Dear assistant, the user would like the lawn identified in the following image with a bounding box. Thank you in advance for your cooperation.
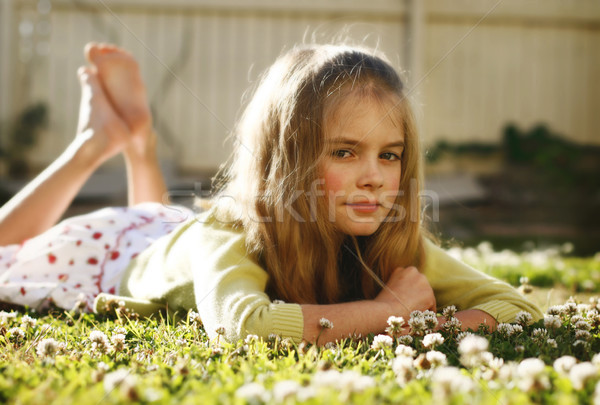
[1,242,600,405]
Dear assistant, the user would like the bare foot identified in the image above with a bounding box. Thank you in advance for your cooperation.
[84,42,152,155]
[74,66,131,166]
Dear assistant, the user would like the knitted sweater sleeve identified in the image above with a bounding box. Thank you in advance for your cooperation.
[189,217,304,344]
[102,210,304,344]
[422,239,543,323]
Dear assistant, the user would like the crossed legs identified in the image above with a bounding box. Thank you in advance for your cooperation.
[0,43,166,246]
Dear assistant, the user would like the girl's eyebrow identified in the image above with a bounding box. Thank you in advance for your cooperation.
[327,137,405,149]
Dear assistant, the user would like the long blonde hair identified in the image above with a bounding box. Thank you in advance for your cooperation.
[214,44,425,304]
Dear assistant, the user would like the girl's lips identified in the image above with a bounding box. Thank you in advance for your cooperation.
[346,203,379,213]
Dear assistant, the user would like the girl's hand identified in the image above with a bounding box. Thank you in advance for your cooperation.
[374,266,436,318]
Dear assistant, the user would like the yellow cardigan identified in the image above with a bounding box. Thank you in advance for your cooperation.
[94,208,542,344]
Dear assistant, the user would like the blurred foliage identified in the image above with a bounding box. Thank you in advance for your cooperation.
[0,102,48,178]
[426,123,599,189]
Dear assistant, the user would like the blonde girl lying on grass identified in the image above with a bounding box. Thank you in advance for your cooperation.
[0,43,542,344]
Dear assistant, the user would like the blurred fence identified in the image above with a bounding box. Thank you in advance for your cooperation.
[1,0,599,173]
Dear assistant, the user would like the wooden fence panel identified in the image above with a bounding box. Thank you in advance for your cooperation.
[2,0,598,174]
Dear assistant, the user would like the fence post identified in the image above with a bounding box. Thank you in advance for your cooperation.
[406,0,425,135]
[0,0,16,155]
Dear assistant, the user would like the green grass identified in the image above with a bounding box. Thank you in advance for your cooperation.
[1,245,600,404]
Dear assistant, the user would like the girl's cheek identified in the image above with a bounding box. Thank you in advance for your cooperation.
[321,165,346,196]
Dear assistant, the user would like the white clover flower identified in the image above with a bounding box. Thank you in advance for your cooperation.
[312,370,375,393]
[544,315,562,330]
[564,302,578,315]
[296,386,317,402]
[371,334,393,350]
[89,330,111,353]
[425,350,448,368]
[244,334,259,344]
[497,323,515,337]
[319,318,333,329]
[341,371,375,392]
[392,356,416,386]
[442,305,457,318]
[574,320,592,331]
[481,356,505,381]
[456,331,475,343]
[111,333,127,352]
[458,335,489,368]
[39,323,52,333]
[422,333,444,349]
[103,368,137,396]
[312,370,342,389]
[397,335,413,346]
[574,340,590,350]
[498,362,517,383]
[395,344,416,358]
[554,356,577,375]
[272,380,300,403]
[478,351,495,368]
[532,328,548,344]
[570,362,598,390]
[215,326,226,335]
[587,310,600,326]
[571,315,585,325]
[431,366,475,400]
[594,379,600,405]
[423,310,439,331]
[546,338,558,349]
[441,316,462,333]
[516,358,550,392]
[188,311,201,324]
[458,335,489,356]
[576,330,592,341]
[515,345,525,353]
[546,305,564,316]
[515,311,533,326]
[20,315,37,329]
[8,327,25,341]
[408,316,426,336]
[36,338,59,358]
[386,316,405,335]
[511,324,524,334]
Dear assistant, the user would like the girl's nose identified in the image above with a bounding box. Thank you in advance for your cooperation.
[357,159,384,189]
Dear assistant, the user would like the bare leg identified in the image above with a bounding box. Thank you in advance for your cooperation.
[85,42,167,205]
[0,67,131,245]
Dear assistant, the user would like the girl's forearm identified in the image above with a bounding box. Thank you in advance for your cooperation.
[301,301,395,344]
[0,140,99,245]
[301,304,498,345]
[448,309,497,332]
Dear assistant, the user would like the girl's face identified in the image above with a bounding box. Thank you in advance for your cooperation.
[320,96,404,236]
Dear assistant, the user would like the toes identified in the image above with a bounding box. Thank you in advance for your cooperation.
[85,42,130,63]
[77,66,100,88]
[84,42,100,63]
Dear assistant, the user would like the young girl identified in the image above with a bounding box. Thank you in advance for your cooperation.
[0,43,541,344]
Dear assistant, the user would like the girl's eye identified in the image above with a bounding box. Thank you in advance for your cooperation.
[332,149,352,159]
[380,152,401,161]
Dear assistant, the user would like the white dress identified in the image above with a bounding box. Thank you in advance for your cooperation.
[0,202,194,311]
